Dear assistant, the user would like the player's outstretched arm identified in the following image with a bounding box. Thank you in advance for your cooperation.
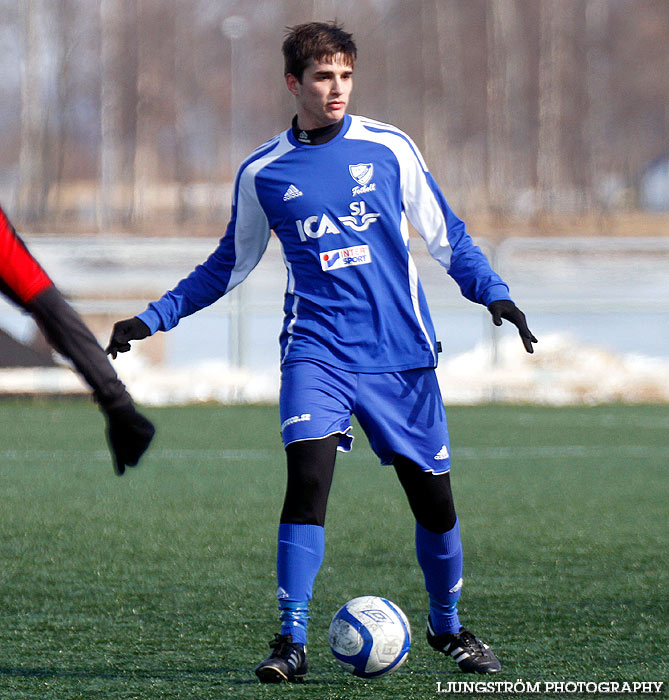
[106,317,150,358]
[487,299,538,354]
[29,287,155,474]
[0,206,155,475]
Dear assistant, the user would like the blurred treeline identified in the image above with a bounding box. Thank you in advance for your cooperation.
[0,0,667,233]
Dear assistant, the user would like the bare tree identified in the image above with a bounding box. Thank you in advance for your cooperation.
[420,0,443,174]
[174,0,194,223]
[584,0,611,213]
[133,0,158,225]
[537,0,567,220]
[429,1,466,203]
[51,0,77,220]
[486,0,525,220]
[18,0,49,223]
[99,0,134,228]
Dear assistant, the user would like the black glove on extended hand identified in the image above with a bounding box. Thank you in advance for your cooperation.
[488,300,538,354]
[105,403,156,475]
[106,317,150,359]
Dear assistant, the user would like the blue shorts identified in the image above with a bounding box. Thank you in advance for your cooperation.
[279,360,451,474]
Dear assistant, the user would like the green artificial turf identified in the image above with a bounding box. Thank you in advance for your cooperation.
[0,400,667,699]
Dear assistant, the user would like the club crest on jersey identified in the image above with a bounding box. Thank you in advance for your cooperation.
[296,214,341,242]
[320,244,371,271]
[338,201,381,232]
[349,163,376,196]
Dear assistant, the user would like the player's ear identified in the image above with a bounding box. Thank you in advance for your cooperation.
[285,73,301,96]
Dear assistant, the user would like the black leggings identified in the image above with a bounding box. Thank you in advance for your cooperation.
[280,436,457,534]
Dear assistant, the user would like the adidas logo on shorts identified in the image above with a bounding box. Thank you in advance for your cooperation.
[434,445,450,460]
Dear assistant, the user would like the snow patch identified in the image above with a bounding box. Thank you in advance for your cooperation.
[1,333,667,405]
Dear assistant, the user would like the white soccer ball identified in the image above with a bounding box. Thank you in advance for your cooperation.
[328,596,411,678]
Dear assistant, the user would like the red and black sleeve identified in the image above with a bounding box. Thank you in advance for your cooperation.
[0,206,132,412]
[0,207,53,307]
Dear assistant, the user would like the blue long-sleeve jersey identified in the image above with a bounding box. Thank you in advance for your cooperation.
[138,114,512,372]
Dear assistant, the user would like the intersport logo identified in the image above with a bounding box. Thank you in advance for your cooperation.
[319,245,372,271]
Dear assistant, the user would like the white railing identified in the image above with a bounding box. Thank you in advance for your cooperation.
[1,235,668,403]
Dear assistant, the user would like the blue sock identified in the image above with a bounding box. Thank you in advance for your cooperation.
[415,518,463,635]
[276,523,325,646]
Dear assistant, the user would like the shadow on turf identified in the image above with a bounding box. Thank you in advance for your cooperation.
[0,664,349,686]
[0,665,244,683]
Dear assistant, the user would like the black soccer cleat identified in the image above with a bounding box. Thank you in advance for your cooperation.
[427,619,502,674]
[254,633,308,683]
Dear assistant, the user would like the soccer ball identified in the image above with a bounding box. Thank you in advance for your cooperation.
[328,596,411,678]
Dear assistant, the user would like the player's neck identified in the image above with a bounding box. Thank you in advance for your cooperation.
[291,115,345,145]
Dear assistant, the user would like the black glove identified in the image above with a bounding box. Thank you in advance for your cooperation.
[105,403,156,475]
[106,317,150,359]
[488,300,538,354]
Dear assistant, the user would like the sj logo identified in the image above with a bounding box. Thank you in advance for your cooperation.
[295,214,341,242]
[338,201,381,232]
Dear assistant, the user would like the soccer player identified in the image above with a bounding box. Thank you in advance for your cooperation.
[106,22,537,681]
[0,206,155,474]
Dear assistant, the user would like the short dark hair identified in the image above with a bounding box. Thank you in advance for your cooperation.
[282,21,356,81]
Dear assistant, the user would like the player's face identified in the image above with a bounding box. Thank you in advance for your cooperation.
[286,56,353,130]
